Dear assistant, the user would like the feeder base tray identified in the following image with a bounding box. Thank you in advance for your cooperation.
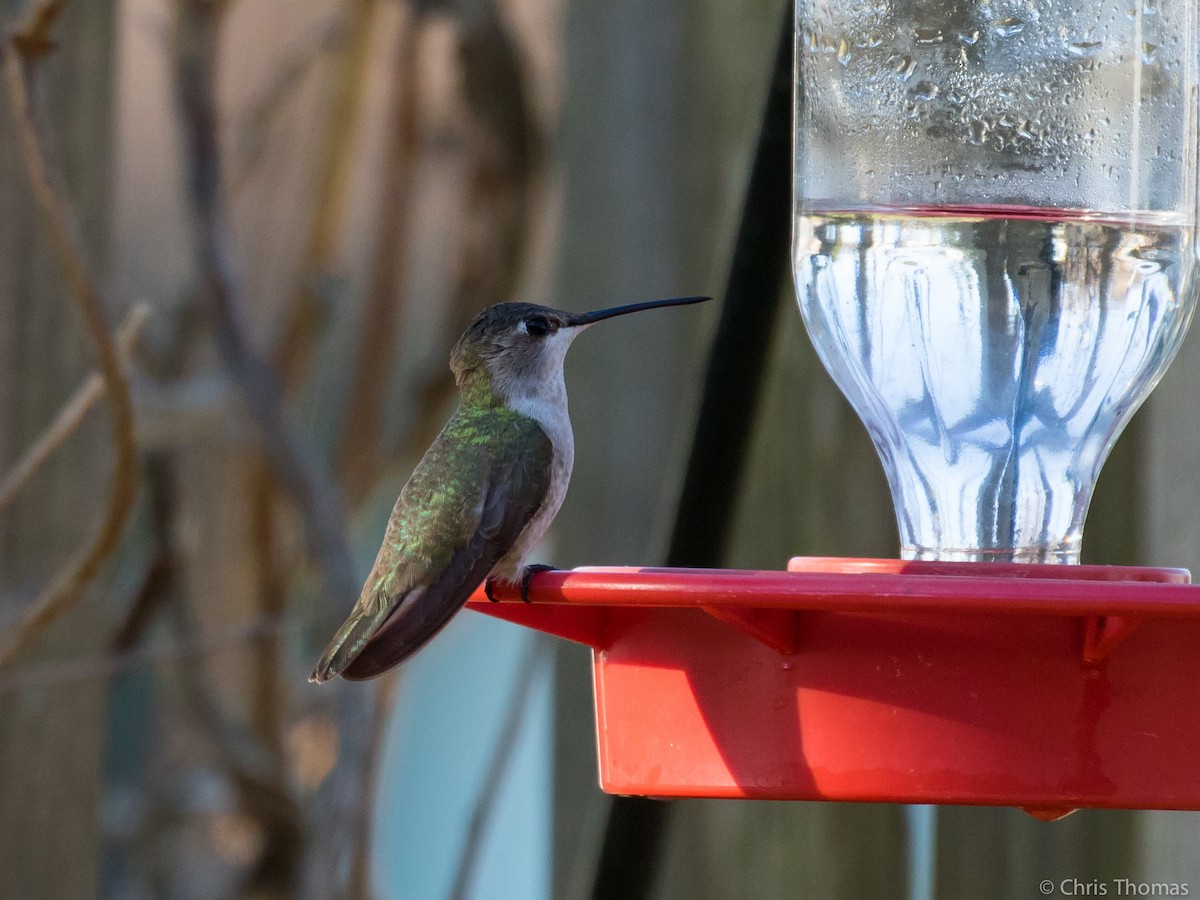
[467,558,1200,814]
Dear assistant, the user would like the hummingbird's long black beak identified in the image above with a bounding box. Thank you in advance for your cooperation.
[568,295,711,327]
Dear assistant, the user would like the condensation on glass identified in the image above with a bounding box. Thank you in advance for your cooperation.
[793,0,1200,562]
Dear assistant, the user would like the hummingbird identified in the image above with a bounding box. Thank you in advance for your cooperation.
[310,295,709,682]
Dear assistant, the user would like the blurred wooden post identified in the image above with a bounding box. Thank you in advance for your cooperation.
[0,4,119,899]
[1136,323,1200,886]
[549,0,694,885]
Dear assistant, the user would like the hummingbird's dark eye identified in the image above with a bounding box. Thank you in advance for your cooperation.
[525,316,551,337]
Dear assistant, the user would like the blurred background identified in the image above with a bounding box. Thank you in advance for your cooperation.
[2,0,1200,897]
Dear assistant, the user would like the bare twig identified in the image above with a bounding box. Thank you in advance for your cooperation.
[449,637,551,900]
[452,2,539,307]
[335,12,420,504]
[108,554,171,655]
[229,14,346,194]
[172,6,375,898]
[0,610,300,693]
[337,0,544,497]
[250,463,287,759]
[10,0,67,57]
[273,0,378,391]
[0,37,142,666]
[108,285,203,655]
[348,668,400,900]
[298,677,375,900]
[0,303,149,511]
[167,556,306,896]
[399,0,541,459]
[139,442,304,896]
[172,0,358,609]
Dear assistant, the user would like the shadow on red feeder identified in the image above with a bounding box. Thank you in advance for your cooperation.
[468,558,1200,819]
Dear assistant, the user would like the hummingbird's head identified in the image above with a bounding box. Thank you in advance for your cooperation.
[450,296,710,404]
[450,303,581,402]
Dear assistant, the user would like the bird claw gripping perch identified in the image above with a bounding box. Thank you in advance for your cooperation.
[520,564,554,603]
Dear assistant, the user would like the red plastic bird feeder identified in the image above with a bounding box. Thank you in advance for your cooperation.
[473,2,1200,818]
[470,559,1200,818]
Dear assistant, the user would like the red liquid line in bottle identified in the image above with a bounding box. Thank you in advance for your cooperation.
[801,202,1181,226]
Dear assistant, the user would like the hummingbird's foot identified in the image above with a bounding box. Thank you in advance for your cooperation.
[520,564,555,603]
[484,578,499,603]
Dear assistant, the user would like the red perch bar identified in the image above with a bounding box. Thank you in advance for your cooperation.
[466,558,1200,817]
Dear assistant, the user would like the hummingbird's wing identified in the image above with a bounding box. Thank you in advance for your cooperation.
[310,407,554,682]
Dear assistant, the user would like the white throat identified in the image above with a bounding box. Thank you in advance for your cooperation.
[486,324,584,580]
[492,326,580,434]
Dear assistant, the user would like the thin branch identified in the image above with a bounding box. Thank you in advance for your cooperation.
[229,14,346,195]
[0,303,149,511]
[0,38,142,666]
[172,0,358,608]
[273,0,378,392]
[448,637,551,900]
[108,551,172,654]
[398,0,541,461]
[172,7,375,899]
[0,611,300,694]
[169,582,306,895]
[140,444,303,897]
[10,0,67,58]
[261,6,394,897]
[335,11,420,503]
[250,462,287,760]
[348,667,400,900]
[299,679,375,900]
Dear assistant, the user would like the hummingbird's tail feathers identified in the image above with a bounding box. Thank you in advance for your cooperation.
[307,537,498,682]
[337,582,471,680]
[308,602,393,683]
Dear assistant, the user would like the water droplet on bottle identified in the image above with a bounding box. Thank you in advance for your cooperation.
[891,54,917,80]
[837,38,852,65]
[957,29,981,45]
[915,26,944,44]
[993,17,1025,37]
[909,80,940,102]
[1143,41,1159,63]
[1067,40,1103,58]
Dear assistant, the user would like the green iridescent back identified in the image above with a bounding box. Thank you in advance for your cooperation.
[362,402,553,610]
